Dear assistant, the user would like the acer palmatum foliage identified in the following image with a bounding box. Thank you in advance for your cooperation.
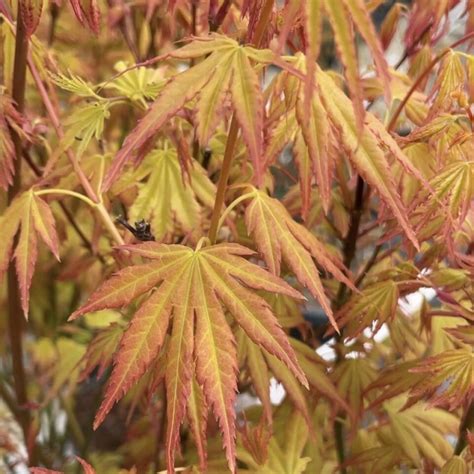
[0,0,473,472]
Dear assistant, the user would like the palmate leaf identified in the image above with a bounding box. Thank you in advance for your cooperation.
[129,145,216,240]
[314,65,419,248]
[245,189,354,331]
[383,397,458,468]
[368,350,474,412]
[70,241,307,473]
[266,59,421,247]
[237,409,311,474]
[336,281,399,338]
[0,191,60,315]
[104,61,165,106]
[409,349,474,410]
[49,70,100,99]
[61,101,111,157]
[333,357,377,418]
[103,35,276,190]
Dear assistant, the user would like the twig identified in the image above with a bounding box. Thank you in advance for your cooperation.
[26,57,124,246]
[208,0,275,243]
[332,176,365,474]
[7,3,37,465]
[387,31,474,132]
[454,402,474,455]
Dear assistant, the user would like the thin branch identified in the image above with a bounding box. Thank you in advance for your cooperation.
[387,31,474,132]
[210,0,232,32]
[208,0,274,244]
[332,176,365,474]
[454,402,474,455]
[26,56,124,246]
[107,0,139,61]
[7,3,37,465]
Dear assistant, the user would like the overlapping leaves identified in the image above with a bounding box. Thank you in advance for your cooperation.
[280,0,391,126]
[128,146,216,240]
[367,349,474,411]
[70,241,308,473]
[266,59,422,247]
[103,35,276,190]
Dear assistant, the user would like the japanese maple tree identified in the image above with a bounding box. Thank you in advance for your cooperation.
[0,0,473,473]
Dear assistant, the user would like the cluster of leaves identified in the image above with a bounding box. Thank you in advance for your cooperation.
[0,0,473,473]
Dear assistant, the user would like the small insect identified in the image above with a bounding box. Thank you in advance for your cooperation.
[116,216,155,241]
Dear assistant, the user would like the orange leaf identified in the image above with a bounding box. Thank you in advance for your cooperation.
[70,241,307,473]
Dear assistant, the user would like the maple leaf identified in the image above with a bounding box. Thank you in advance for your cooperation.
[80,322,124,380]
[128,145,216,240]
[383,397,458,468]
[102,35,277,190]
[61,101,111,157]
[265,59,421,248]
[336,281,399,338]
[245,189,354,331]
[104,61,165,107]
[70,241,307,473]
[333,357,377,418]
[314,65,420,249]
[237,408,311,474]
[409,349,474,410]
[0,190,60,316]
[441,456,470,474]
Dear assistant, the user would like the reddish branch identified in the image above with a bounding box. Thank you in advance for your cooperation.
[7,2,37,465]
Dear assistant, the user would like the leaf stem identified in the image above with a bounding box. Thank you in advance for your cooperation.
[7,3,37,465]
[207,0,274,244]
[208,116,240,243]
[26,57,124,246]
[387,31,474,132]
[34,189,97,208]
[217,191,256,236]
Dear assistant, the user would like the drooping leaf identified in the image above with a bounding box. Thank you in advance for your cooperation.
[0,94,28,190]
[314,66,419,249]
[0,191,60,316]
[285,0,391,128]
[245,189,354,331]
[70,241,307,473]
[69,0,101,34]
